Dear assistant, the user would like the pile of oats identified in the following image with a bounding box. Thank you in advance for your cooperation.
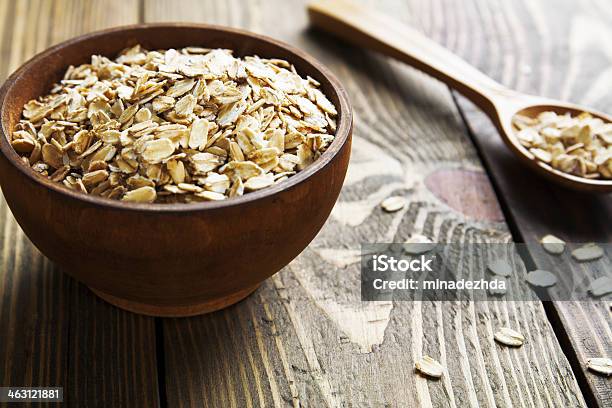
[512,111,611,179]
[10,45,338,203]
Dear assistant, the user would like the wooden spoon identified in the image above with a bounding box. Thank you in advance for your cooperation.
[308,0,612,193]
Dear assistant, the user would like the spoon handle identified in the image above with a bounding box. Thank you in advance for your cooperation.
[308,0,509,112]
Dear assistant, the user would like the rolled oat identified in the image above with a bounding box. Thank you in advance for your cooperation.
[512,111,611,179]
[494,327,525,347]
[414,356,444,378]
[11,45,338,203]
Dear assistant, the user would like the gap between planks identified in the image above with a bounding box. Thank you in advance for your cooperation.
[449,89,601,408]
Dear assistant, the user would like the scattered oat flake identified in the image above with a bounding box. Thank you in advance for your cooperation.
[488,277,507,296]
[588,276,612,297]
[404,234,435,255]
[540,234,565,254]
[571,243,604,262]
[586,358,612,376]
[494,327,524,347]
[487,259,512,277]
[414,356,443,378]
[381,196,406,212]
[525,269,557,288]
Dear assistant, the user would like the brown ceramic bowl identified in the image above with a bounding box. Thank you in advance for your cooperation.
[0,24,352,317]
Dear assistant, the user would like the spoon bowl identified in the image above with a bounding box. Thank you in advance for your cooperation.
[309,0,612,193]
[494,95,612,192]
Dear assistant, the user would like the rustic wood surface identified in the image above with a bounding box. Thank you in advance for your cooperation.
[0,1,160,408]
[0,0,608,407]
[145,0,587,406]
[417,0,612,405]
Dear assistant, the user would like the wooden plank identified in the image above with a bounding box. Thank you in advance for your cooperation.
[145,0,588,406]
[0,1,160,407]
[419,0,612,405]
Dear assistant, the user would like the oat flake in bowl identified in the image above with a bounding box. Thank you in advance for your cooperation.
[10,45,338,203]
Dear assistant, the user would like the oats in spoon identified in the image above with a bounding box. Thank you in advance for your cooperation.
[512,111,611,179]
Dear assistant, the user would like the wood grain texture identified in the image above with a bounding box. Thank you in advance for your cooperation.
[146,0,587,406]
[416,0,612,405]
[0,0,605,406]
[0,1,159,407]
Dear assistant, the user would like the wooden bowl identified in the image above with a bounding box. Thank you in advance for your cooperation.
[0,24,352,317]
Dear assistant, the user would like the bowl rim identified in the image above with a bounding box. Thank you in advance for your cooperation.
[0,23,352,213]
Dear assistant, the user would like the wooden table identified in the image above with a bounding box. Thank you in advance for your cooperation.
[0,0,610,406]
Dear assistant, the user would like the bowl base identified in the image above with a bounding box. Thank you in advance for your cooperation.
[89,284,260,317]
